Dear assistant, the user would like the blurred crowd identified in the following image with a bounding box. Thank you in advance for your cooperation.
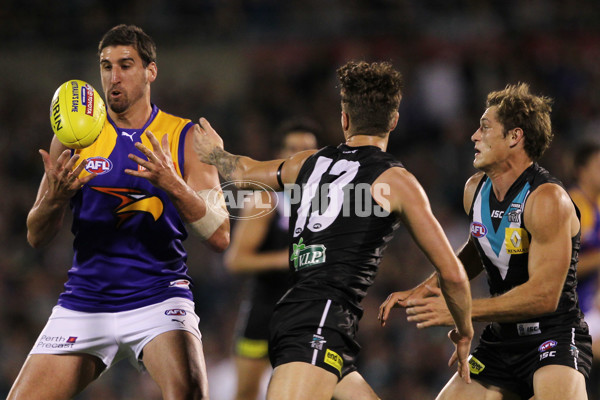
[1,1,599,399]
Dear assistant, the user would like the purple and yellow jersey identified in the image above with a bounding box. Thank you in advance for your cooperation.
[569,186,600,314]
[58,104,195,312]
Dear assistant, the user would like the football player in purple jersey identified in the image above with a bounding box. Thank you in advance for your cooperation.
[9,24,229,400]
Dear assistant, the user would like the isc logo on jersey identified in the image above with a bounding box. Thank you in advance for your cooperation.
[85,157,112,175]
[470,222,487,238]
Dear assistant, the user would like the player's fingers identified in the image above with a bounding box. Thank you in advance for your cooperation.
[133,142,159,163]
[377,302,386,319]
[55,149,71,166]
[378,303,392,325]
[79,172,97,185]
[145,130,166,160]
[193,123,205,138]
[459,361,471,384]
[143,133,162,161]
[55,151,75,176]
[405,304,430,315]
[64,153,81,170]
[72,159,87,176]
[144,130,159,147]
[415,320,437,329]
[128,153,153,170]
[406,310,431,322]
[424,285,442,296]
[411,312,434,324]
[39,149,53,170]
[198,117,212,133]
[396,298,412,307]
[160,133,170,151]
[448,350,458,366]
[159,133,174,163]
[405,297,429,307]
[124,168,144,177]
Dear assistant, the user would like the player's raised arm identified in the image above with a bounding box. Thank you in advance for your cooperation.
[27,136,97,248]
[193,118,316,190]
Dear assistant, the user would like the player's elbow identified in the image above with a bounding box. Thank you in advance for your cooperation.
[27,232,43,249]
[26,228,51,249]
[531,287,561,315]
[206,230,230,253]
[438,263,470,286]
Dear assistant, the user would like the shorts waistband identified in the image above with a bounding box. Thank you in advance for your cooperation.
[491,321,543,338]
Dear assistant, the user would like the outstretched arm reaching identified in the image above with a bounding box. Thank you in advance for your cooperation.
[192,118,316,190]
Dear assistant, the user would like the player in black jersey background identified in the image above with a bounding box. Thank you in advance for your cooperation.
[225,119,318,400]
[193,60,473,400]
[380,83,592,399]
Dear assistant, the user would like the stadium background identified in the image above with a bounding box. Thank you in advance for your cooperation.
[1,1,599,398]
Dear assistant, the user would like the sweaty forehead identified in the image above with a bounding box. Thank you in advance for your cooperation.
[100,45,139,63]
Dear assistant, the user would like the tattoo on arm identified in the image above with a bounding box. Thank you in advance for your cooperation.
[209,148,240,181]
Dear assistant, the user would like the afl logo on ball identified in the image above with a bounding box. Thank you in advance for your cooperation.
[470,222,487,238]
[85,157,112,175]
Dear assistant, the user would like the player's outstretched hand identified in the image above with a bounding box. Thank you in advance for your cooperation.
[378,284,440,327]
[193,117,225,165]
[125,130,183,192]
[378,289,414,327]
[448,328,472,384]
[40,149,96,202]
[405,285,455,328]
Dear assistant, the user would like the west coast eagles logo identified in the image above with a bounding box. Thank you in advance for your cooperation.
[91,187,163,227]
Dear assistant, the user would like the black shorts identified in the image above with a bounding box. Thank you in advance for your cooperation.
[233,298,276,359]
[268,299,361,380]
[469,324,592,398]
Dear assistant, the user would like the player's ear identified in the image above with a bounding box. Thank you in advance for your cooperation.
[341,111,349,131]
[508,127,524,148]
[146,62,157,83]
[388,111,399,132]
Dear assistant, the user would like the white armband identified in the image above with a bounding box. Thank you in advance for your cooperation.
[188,189,228,240]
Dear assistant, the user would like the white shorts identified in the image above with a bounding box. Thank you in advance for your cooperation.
[30,297,201,371]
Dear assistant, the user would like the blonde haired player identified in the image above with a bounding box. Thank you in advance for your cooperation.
[9,24,229,400]
[380,83,592,400]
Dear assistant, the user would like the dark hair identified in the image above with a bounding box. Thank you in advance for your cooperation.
[337,61,403,136]
[573,140,600,171]
[270,117,321,151]
[98,24,156,67]
[486,83,553,161]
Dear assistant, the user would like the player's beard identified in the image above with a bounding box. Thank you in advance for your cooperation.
[107,84,147,114]
[108,96,128,114]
